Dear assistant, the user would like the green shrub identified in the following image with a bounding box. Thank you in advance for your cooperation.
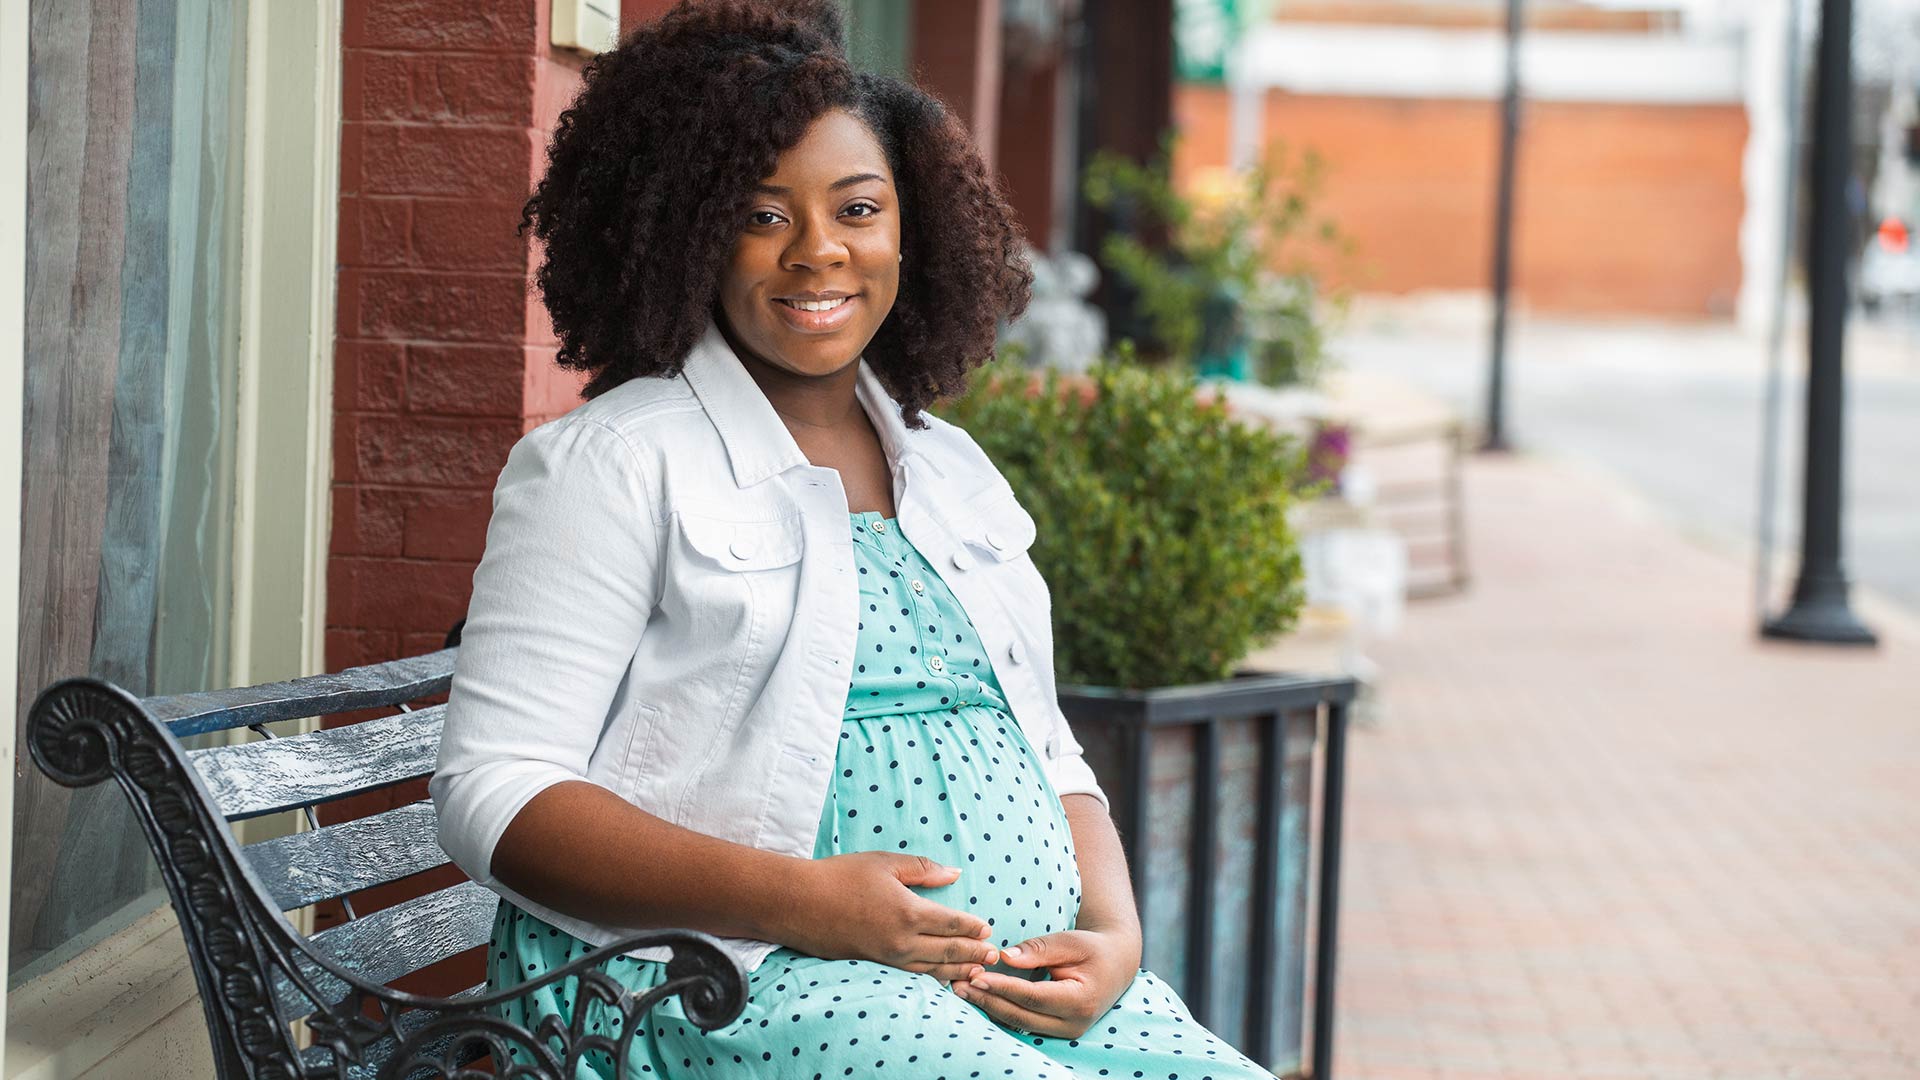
[944,352,1308,690]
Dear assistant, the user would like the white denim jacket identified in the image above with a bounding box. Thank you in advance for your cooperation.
[431,316,1108,973]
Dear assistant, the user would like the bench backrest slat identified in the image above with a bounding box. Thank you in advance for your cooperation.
[244,801,446,911]
[149,649,457,737]
[187,706,444,820]
[308,879,498,989]
[272,880,496,1021]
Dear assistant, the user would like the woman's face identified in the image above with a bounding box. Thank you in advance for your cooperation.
[716,107,902,378]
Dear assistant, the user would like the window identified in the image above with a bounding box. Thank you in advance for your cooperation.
[12,0,333,986]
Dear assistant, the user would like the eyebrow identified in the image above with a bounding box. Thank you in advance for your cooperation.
[753,173,888,195]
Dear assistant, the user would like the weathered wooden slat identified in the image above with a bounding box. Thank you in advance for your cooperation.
[271,881,496,1025]
[244,801,446,910]
[310,880,498,988]
[187,706,444,820]
[150,648,457,737]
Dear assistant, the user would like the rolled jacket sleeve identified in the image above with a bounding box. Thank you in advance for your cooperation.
[430,418,661,888]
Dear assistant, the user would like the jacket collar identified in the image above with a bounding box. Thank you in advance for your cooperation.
[680,314,923,490]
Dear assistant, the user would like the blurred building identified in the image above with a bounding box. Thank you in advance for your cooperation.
[1174,0,1764,318]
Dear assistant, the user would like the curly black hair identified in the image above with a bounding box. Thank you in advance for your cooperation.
[521,0,1033,429]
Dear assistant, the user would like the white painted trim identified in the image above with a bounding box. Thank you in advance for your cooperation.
[1,0,29,1061]
[1230,23,1746,104]
[229,0,340,694]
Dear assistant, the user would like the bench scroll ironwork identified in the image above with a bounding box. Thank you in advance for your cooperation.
[27,645,747,1080]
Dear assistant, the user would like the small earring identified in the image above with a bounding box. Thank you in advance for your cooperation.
[898,253,903,262]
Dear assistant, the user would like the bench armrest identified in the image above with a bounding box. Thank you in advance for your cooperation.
[28,676,747,1080]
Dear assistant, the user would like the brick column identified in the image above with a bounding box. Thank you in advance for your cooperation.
[911,0,1002,170]
[330,1,589,673]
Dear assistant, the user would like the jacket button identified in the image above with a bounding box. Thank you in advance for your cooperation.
[729,540,756,560]
[951,551,974,571]
[986,529,1007,551]
[928,655,946,674]
[1007,640,1025,664]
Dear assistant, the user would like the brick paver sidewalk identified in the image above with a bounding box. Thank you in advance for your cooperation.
[1331,454,1920,1080]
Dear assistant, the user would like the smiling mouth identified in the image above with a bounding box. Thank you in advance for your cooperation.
[776,296,853,312]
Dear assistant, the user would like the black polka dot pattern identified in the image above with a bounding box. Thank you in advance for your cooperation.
[481,512,1277,1077]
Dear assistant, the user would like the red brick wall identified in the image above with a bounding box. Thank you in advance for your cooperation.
[995,50,1060,247]
[912,0,1003,171]
[332,1,589,675]
[1172,83,1747,316]
[322,0,594,986]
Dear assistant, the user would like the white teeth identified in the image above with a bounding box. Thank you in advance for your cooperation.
[783,297,850,312]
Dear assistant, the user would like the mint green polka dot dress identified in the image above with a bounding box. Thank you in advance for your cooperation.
[485,512,1274,1078]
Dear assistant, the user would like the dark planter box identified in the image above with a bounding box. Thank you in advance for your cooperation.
[1059,668,1357,1080]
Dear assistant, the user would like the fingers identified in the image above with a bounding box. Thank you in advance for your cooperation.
[905,897,995,951]
[954,979,1078,1038]
[891,854,963,888]
[912,933,998,966]
[965,970,1082,1016]
[904,961,986,983]
[999,931,1088,970]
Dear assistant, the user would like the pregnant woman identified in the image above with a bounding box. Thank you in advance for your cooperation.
[430,2,1273,1076]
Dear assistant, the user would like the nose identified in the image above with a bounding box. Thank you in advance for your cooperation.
[781,211,849,271]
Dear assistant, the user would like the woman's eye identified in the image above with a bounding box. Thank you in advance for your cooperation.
[749,211,783,226]
[844,202,880,219]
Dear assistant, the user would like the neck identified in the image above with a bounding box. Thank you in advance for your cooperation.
[719,312,864,431]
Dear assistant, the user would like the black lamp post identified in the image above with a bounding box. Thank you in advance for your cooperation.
[1763,0,1877,646]
[1483,0,1524,452]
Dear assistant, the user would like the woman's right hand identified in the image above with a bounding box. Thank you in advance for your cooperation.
[779,852,999,984]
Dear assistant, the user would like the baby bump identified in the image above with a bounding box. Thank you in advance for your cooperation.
[815,704,1082,946]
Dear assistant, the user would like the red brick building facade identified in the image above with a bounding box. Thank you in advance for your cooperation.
[326,0,1101,676]
[330,0,607,676]
[1172,3,1750,316]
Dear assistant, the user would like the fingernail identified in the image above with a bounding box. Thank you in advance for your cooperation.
[970,977,989,990]
[1004,945,1023,958]
[984,949,999,964]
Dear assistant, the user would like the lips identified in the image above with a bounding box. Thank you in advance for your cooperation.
[772,293,859,333]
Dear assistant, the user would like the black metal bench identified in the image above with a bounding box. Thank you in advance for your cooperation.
[25,645,747,1080]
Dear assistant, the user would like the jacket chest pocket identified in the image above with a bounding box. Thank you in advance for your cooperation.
[676,513,806,572]
[665,512,807,646]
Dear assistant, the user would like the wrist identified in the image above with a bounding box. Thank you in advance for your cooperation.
[739,848,819,944]
[1077,915,1143,969]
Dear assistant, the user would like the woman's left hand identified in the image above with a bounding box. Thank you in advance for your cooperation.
[953,925,1141,1038]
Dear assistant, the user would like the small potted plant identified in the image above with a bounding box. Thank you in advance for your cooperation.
[1081,133,1349,388]
[945,355,1357,1077]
